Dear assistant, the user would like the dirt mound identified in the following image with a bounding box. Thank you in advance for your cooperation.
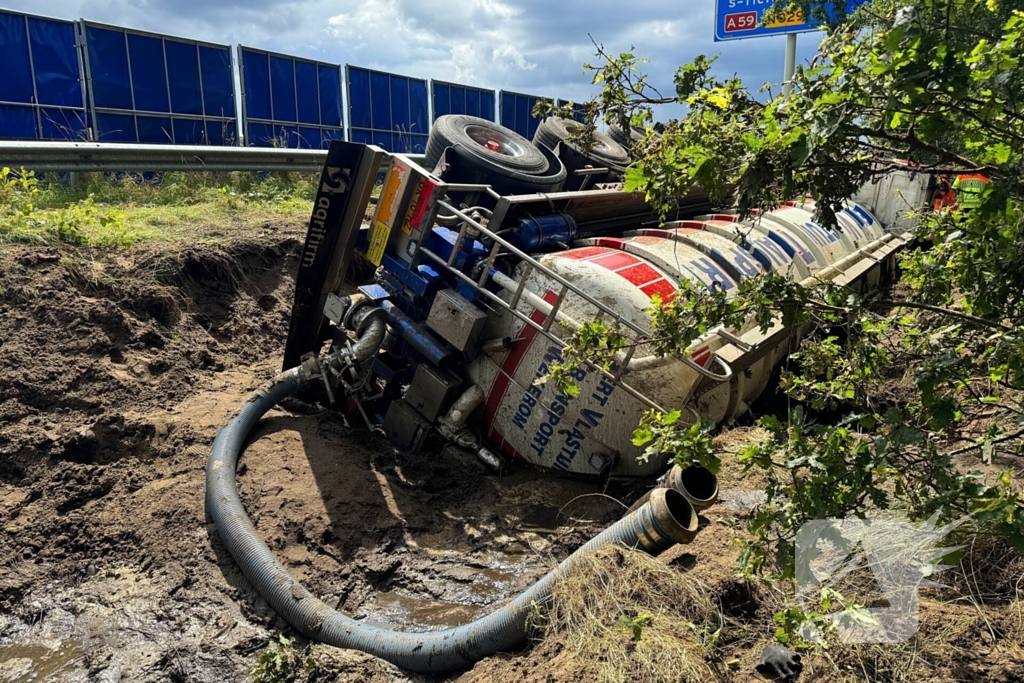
[0,238,298,477]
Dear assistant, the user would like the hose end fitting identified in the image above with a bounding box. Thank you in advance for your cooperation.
[643,488,699,549]
[667,465,720,511]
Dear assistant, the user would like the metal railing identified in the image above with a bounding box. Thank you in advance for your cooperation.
[0,141,428,174]
[0,140,329,173]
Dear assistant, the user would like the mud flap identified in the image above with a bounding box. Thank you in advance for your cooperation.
[283,140,385,371]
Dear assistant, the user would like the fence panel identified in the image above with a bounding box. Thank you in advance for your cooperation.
[347,65,429,153]
[238,46,343,149]
[431,80,495,121]
[80,20,236,144]
[557,99,586,123]
[0,9,87,140]
[499,90,548,140]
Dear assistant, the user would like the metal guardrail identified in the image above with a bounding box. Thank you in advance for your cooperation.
[0,141,329,173]
[0,141,428,173]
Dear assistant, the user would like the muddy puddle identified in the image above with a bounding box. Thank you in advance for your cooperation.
[357,549,538,630]
[0,642,84,683]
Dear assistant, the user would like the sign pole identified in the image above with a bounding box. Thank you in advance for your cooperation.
[783,33,797,96]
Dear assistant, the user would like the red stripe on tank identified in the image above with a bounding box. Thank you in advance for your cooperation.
[560,246,607,260]
[591,251,640,271]
[484,290,559,462]
[641,279,677,303]
[616,262,663,287]
[691,346,711,367]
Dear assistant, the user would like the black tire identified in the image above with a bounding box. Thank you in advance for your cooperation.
[424,115,548,175]
[607,123,649,148]
[533,117,630,171]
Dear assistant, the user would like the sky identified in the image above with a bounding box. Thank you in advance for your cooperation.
[10,0,823,118]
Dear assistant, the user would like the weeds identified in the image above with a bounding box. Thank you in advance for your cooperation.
[250,636,318,683]
[1,168,149,247]
[547,546,720,683]
[0,167,316,249]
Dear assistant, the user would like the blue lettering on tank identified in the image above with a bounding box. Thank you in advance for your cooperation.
[852,205,874,225]
[729,248,762,278]
[767,230,796,257]
[746,235,790,270]
[818,222,840,244]
[768,230,816,266]
[689,257,735,289]
[794,222,827,248]
[843,207,865,227]
[804,221,838,246]
[675,262,710,288]
[746,245,773,270]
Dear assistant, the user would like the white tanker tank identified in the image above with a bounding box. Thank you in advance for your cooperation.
[465,200,901,477]
[285,140,906,480]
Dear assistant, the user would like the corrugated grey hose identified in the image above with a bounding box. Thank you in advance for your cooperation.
[207,371,698,674]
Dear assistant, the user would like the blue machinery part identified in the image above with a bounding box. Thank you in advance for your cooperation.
[508,213,577,251]
[381,300,459,369]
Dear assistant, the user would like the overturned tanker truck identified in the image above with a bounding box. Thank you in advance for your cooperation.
[206,115,907,673]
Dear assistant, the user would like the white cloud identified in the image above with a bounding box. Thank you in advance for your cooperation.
[326,0,537,84]
[326,0,437,54]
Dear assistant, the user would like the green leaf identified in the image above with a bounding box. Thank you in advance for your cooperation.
[706,90,731,109]
[632,424,654,446]
[622,164,647,193]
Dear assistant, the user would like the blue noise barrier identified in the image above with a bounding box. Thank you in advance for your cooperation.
[81,20,236,144]
[557,99,586,123]
[347,66,428,154]
[431,80,495,122]
[0,9,87,140]
[239,47,343,149]
[499,90,548,140]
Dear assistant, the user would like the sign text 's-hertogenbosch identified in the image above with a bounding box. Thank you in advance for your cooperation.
[714,0,817,42]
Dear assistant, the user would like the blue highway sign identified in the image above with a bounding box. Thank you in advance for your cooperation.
[714,0,816,42]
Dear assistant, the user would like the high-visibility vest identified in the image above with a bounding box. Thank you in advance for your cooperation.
[933,189,956,211]
[953,174,990,209]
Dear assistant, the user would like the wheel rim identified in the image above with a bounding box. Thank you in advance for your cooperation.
[465,125,524,157]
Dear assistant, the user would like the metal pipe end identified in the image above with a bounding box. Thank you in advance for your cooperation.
[667,465,719,511]
[648,488,699,546]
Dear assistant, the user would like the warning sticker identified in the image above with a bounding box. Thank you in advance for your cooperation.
[367,220,391,266]
[365,160,407,266]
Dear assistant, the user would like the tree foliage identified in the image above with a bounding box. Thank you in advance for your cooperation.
[549,0,1024,580]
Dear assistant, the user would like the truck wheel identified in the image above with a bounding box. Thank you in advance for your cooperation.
[533,117,630,172]
[424,115,549,175]
[608,123,649,148]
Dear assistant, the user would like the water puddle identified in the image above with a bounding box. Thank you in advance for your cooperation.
[359,549,535,631]
[519,503,562,531]
[0,641,84,682]
[371,591,488,629]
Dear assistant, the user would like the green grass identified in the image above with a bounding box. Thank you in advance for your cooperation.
[0,168,317,249]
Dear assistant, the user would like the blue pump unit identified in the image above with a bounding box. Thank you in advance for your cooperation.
[507,213,577,251]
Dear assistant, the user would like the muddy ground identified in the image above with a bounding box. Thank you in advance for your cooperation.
[1,228,1022,683]
[0,230,636,682]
